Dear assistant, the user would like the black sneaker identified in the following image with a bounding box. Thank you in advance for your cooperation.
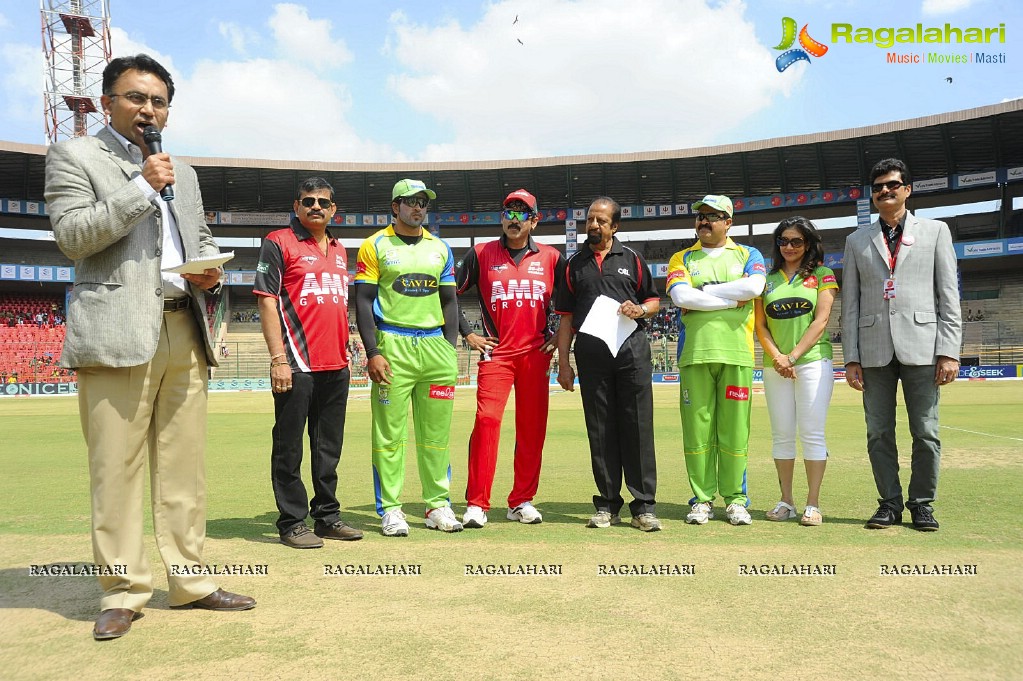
[910,507,939,532]
[866,505,902,529]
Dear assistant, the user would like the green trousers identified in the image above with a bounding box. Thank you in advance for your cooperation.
[371,332,458,515]
[679,363,752,506]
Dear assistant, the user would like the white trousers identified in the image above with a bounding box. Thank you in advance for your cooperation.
[762,358,833,461]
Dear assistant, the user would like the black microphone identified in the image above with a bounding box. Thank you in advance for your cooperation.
[142,125,174,201]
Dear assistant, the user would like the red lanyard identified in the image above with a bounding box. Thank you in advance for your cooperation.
[885,237,902,275]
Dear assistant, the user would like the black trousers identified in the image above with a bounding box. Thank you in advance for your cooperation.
[574,331,657,516]
[271,368,350,534]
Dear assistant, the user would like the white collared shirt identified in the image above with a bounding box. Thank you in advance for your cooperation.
[105,125,189,297]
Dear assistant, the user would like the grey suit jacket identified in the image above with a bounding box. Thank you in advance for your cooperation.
[46,127,220,368]
[841,211,961,368]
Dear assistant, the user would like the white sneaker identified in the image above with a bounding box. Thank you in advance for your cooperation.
[463,505,488,529]
[685,502,714,525]
[381,509,409,537]
[726,503,752,526]
[586,511,621,528]
[425,506,464,532]
[507,502,543,524]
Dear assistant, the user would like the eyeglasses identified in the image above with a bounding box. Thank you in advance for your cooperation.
[871,180,906,194]
[696,212,727,223]
[503,209,534,222]
[108,91,170,110]
[398,196,430,209]
[776,237,806,248]
[299,197,333,209]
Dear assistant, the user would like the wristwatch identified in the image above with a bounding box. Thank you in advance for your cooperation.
[787,354,797,364]
[640,304,648,318]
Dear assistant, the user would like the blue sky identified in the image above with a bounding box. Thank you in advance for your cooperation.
[1,0,1020,163]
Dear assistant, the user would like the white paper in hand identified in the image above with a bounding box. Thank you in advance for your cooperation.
[578,294,637,357]
[162,251,234,275]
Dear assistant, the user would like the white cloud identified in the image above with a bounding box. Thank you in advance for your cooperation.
[218,22,261,56]
[0,13,10,29]
[386,0,794,161]
[104,11,391,161]
[921,0,976,15]
[170,57,400,162]
[269,3,352,67]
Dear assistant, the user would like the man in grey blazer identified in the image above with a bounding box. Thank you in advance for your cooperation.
[842,158,962,532]
[46,54,254,640]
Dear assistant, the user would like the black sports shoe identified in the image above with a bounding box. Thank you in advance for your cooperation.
[910,506,939,532]
[866,505,902,529]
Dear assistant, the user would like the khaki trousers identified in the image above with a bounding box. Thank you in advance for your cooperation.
[77,307,216,612]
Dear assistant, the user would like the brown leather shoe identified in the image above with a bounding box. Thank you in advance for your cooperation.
[171,589,256,611]
[280,523,324,549]
[314,519,364,541]
[93,608,141,640]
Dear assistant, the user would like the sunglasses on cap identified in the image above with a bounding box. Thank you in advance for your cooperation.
[503,209,534,222]
[300,197,333,209]
[871,180,906,194]
[776,237,806,248]
[398,196,430,209]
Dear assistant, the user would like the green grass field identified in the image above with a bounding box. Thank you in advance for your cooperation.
[1,381,1021,680]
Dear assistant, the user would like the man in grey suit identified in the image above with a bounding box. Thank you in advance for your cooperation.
[46,54,254,640]
[842,158,962,532]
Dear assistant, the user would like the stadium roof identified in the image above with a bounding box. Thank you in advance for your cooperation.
[2,99,1022,221]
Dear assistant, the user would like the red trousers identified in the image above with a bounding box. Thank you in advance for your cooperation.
[465,347,551,510]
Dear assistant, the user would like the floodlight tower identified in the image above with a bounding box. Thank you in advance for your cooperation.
[41,0,112,144]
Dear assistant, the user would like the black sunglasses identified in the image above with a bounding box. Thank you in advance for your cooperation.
[871,180,906,194]
[300,197,333,209]
[777,237,806,248]
[696,212,728,223]
[399,196,430,209]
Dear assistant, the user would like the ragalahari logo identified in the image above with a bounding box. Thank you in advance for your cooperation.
[774,17,828,72]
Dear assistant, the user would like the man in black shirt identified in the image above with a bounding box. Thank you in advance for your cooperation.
[554,197,662,531]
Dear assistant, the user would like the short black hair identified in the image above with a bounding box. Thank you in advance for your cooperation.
[296,177,335,201]
[589,196,621,224]
[102,54,175,102]
[869,158,912,185]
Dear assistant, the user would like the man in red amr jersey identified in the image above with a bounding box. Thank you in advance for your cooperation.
[254,177,362,548]
[456,189,566,528]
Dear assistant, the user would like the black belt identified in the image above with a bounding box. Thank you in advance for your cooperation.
[163,297,191,312]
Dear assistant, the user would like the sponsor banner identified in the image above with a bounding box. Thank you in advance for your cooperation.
[1,382,78,396]
[960,241,1005,257]
[1007,166,1023,182]
[1006,238,1023,253]
[209,378,270,391]
[954,171,997,189]
[733,186,864,215]
[1,199,47,215]
[913,177,950,193]
[856,198,872,228]
[218,211,291,226]
[959,365,1016,379]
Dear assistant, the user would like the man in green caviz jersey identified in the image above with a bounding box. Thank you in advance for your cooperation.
[355,179,463,536]
[666,195,767,527]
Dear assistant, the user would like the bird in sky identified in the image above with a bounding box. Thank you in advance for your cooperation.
[513,14,519,24]
[946,76,953,83]
[517,38,524,45]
